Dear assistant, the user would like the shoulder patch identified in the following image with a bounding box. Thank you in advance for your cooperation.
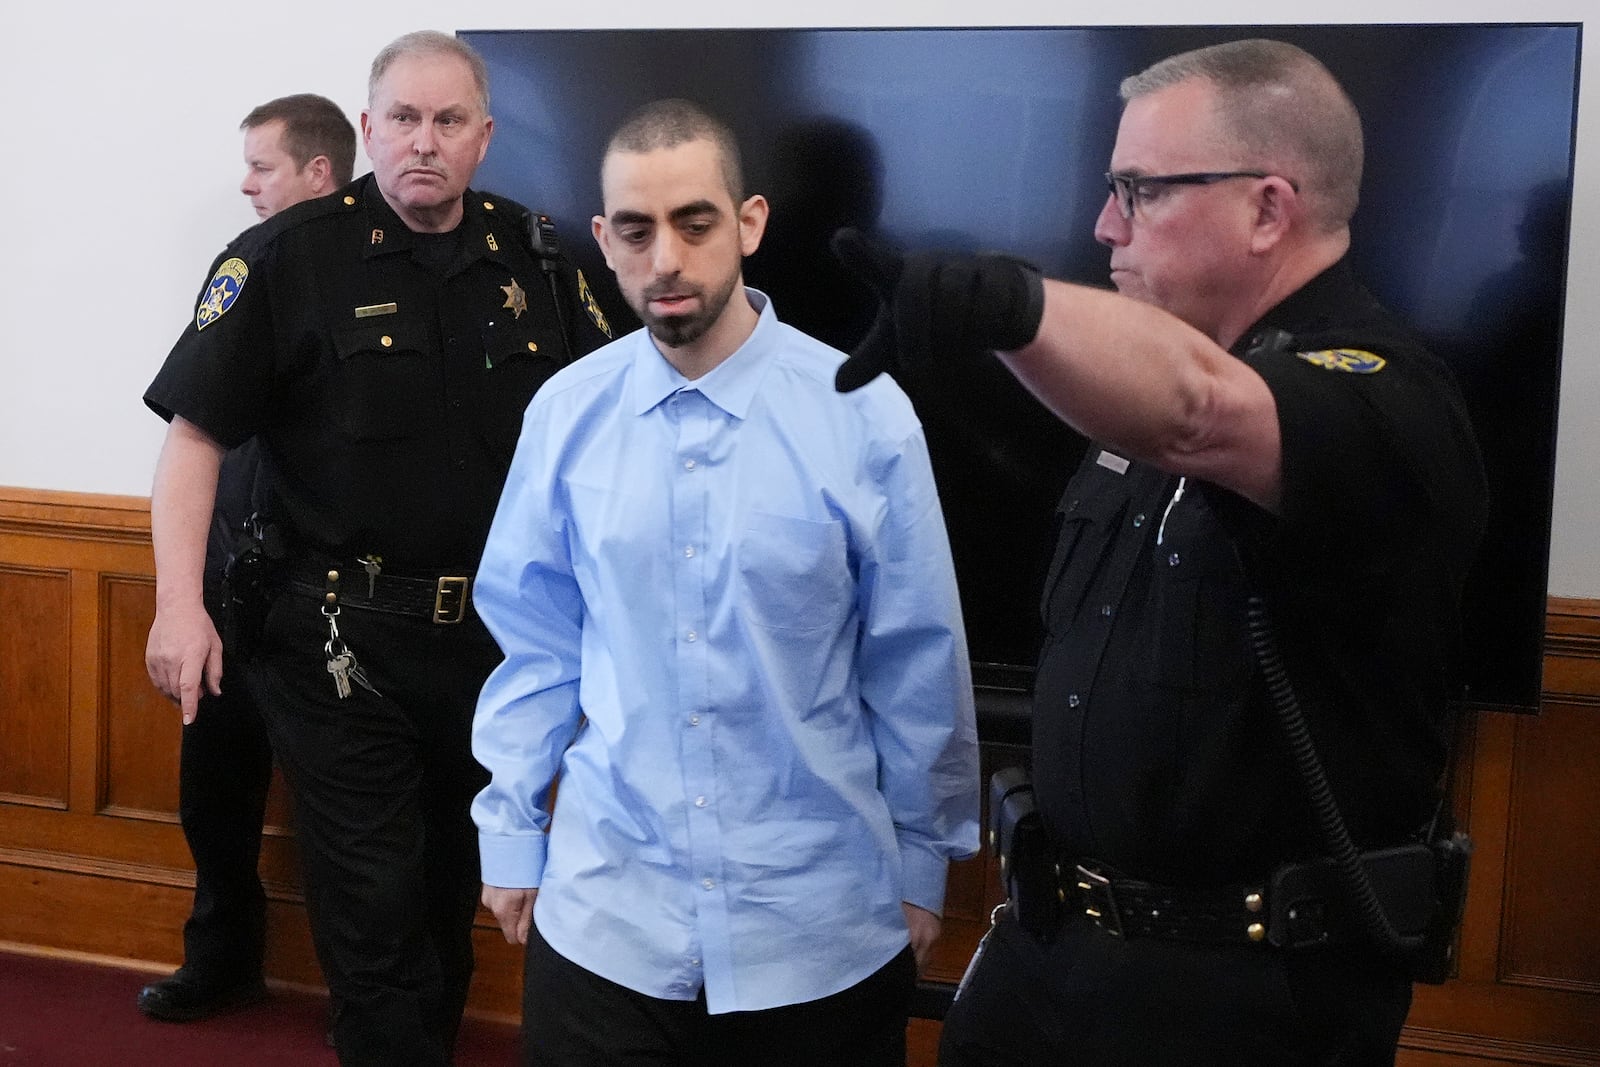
[578,270,611,338]
[1294,348,1386,374]
[196,258,248,331]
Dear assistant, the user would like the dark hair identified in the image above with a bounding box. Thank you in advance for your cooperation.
[241,93,357,185]
[605,98,745,204]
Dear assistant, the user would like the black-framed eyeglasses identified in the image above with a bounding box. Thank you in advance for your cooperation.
[1103,171,1297,219]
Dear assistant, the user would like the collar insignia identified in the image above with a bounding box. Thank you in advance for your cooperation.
[1295,348,1386,374]
[486,232,500,252]
[501,278,528,319]
[578,270,611,338]
[196,258,248,331]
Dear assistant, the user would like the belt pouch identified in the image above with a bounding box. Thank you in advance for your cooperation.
[1267,842,1438,950]
[988,768,1059,938]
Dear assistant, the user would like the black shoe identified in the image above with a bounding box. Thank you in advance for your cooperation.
[136,968,268,1022]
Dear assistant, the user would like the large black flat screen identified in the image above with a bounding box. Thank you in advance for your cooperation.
[464,24,1579,712]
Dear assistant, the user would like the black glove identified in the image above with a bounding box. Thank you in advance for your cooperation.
[830,227,1046,394]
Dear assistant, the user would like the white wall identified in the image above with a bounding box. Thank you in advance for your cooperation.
[1,1,1594,594]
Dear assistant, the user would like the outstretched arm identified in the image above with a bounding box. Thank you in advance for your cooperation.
[1001,279,1282,512]
[832,230,1283,512]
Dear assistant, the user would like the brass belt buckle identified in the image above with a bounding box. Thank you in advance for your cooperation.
[433,576,470,624]
[1075,864,1124,937]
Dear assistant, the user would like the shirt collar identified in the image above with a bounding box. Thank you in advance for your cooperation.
[358,173,506,272]
[1235,256,1363,353]
[629,288,779,419]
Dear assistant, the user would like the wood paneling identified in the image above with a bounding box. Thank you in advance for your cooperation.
[3,485,1600,1065]
[102,575,179,819]
[1502,701,1600,993]
[0,565,71,805]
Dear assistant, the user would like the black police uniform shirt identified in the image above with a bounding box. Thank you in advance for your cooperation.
[1032,258,1488,889]
[146,173,612,573]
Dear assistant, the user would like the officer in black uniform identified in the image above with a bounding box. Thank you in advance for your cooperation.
[832,39,1488,1065]
[143,31,611,1067]
[138,91,357,1026]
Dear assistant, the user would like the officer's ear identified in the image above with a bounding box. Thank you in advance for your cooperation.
[1249,176,1298,254]
[304,155,334,196]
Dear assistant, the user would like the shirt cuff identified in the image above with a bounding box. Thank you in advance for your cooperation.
[899,843,950,917]
[477,831,547,890]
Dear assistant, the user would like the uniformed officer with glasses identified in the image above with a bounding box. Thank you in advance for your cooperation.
[832,38,1487,1065]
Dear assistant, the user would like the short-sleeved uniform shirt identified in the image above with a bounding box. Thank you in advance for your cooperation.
[1032,259,1488,887]
[146,173,612,571]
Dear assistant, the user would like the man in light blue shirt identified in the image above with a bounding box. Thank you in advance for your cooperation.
[471,99,979,1065]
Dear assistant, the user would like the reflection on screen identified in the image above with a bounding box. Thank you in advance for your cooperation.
[466,24,1579,710]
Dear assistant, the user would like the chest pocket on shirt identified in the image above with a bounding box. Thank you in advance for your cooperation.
[737,511,850,634]
[477,316,560,464]
[1149,502,1250,693]
[1040,475,1129,637]
[331,320,433,441]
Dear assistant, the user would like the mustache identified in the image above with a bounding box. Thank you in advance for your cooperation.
[642,278,701,303]
[401,157,446,177]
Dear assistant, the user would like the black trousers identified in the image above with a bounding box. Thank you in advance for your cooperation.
[249,592,499,1067]
[521,922,916,1067]
[176,645,273,983]
[938,909,1413,1067]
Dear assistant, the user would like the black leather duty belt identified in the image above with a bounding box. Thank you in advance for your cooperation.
[286,560,474,625]
[1067,861,1270,946]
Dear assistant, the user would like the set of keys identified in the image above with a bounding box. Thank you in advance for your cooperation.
[323,605,379,699]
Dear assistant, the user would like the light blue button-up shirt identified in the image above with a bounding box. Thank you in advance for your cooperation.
[471,291,978,1014]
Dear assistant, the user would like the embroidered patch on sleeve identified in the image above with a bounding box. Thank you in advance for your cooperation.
[196,258,249,331]
[578,270,611,338]
[1294,348,1386,374]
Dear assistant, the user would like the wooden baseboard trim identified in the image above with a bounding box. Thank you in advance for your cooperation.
[1403,1026,1600,1066]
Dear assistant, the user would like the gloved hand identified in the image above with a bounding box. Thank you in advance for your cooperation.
[830,228,1046,393]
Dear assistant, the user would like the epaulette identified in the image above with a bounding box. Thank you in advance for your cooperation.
[221,181,363,258]
[474,189,542,225]
[471,189,560,261]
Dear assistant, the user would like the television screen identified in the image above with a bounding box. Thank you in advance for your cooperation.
[464,23,1579,712]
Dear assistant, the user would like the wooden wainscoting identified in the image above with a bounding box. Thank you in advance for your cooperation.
[0,487,526,1021]
[2,485,1599,1061]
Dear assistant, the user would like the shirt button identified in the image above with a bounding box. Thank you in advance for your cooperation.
[695,796,707,808]
[1133,513,1146,528]
[683,545,696,558]
[689,958,701,967]
[702,878,715,890]
[1068,694,1081,708]
[1100,604,1112,617]
[686,630,698,643]
[683,458,697,471]
[1169,553,1181,567]
[689,715,701,726]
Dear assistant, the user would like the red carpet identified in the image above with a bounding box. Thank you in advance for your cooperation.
[0,951,518,1066]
